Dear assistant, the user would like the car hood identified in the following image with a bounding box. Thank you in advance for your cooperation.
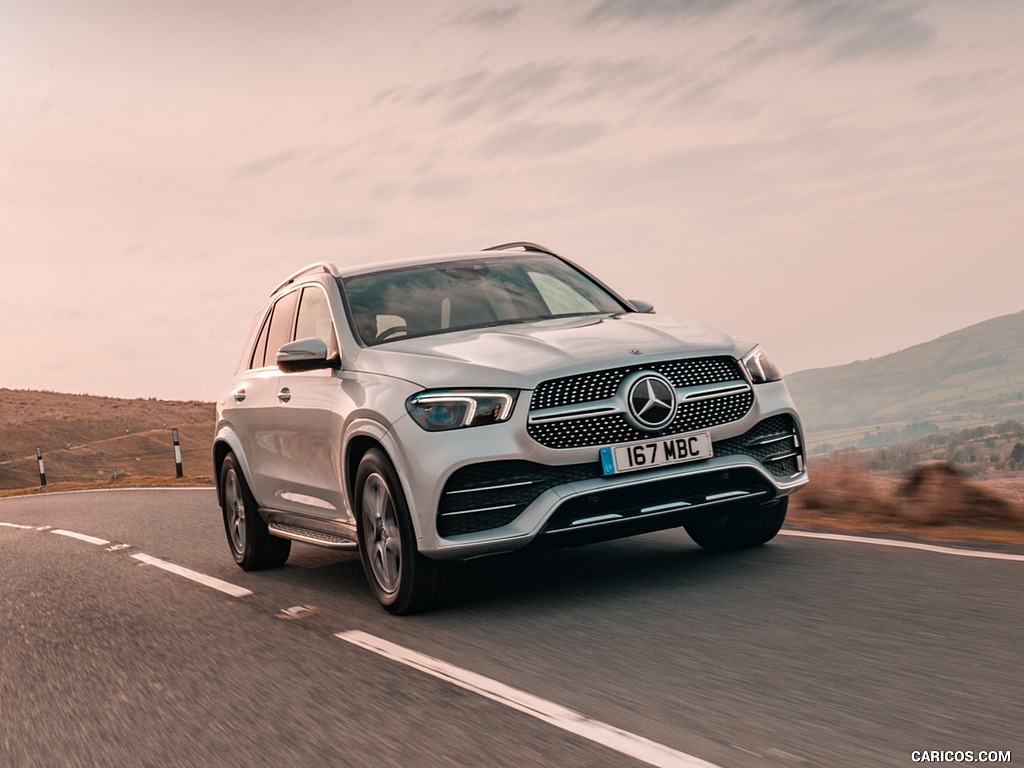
[351,313,750,389]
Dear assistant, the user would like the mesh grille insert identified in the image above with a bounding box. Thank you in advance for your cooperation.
[530,356,743,411]
[528,356,753,449]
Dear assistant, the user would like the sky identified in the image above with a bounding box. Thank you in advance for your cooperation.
[2,0,1022,401]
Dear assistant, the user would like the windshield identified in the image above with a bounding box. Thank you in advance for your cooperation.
[342,254,627,346]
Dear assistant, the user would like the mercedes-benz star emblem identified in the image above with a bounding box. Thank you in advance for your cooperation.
[626,373,677,430]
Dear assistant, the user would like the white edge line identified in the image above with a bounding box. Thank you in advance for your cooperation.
[0,522,35,529]
[337,630,721,768]
[52,529,110,546]
[781,530,1024,562]
[131,553,253,598]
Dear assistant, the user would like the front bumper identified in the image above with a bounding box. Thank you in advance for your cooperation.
[387,379,808,560]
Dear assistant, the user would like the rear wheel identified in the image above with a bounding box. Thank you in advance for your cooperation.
[220,452,291,570]
[355,448,447,615]
[685,497,788,553]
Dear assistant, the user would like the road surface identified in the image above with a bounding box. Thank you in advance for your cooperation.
[1,489,1020,767]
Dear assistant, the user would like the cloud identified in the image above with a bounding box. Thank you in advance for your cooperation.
[227,150,305,181]
[785,0,936,62]
[478,121,607,157]
[409,174,476,200]
[583,0,743,24]
[445,62,570,120]
[374,61,570,121]
[450,5,522,28]
[570,57,674,102]
[372,57,682,123]
[917,67,1010,102]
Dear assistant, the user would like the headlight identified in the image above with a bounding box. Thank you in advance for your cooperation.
[406,390,518,431]
[741,346,783,384]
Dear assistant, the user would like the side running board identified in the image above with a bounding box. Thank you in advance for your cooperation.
[268,522,358,550]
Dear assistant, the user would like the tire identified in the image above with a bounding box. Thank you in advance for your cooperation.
[355,448,447,615]
[220,452,291,570]
[685,497,788,553]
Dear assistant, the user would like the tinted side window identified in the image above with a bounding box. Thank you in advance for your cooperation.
[295,286,338,356]
[248,311,272,369]
[265,290,300,367]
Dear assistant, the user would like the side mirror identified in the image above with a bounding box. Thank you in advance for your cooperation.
[277,337,341,373]
[629,299,655,313]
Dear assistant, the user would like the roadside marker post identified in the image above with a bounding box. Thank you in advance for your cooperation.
[36,448,46,486]
[172,429,183,478]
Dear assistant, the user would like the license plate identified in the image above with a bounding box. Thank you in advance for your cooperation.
[599,432,713,476]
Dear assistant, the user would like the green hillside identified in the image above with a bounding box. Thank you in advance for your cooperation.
[787,310,1024,447]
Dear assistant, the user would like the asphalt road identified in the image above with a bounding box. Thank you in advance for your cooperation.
[1,489,1020,768]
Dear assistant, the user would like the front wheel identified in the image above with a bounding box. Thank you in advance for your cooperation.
[355,448,447,615]
[220,452,291,570]
[684,497,788,553]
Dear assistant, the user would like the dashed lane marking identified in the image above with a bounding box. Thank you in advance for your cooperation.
[337,630,722,768]
[781,530,1024,562]
[52,529,110,546]
[0,522,34,529]
[131,553,253,598]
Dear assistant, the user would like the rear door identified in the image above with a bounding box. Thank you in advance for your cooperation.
[241,288,298,506]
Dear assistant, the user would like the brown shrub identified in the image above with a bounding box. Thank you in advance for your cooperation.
[790,456,899,522]
[896,461,1021,526]
[790,457,1024,535]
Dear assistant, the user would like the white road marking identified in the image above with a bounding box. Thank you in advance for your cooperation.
[131,553,253,598]
[337,630,722,768]
[0,522,35,529]
[52,529,110,546]
[781,530,1024,562]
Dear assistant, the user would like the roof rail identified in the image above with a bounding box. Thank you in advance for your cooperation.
[271,262,341,296]
[481,241,558,257]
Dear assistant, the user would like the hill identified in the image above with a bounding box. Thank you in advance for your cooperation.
[0,389,214,489]
[787,310,1024,448]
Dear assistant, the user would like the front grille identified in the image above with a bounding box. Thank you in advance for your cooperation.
[530,356,743,410]
[529,391,754,449]
[434,416,804,538]
[528,356,754,449]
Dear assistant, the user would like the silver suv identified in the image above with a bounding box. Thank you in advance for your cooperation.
[214,243,807,613]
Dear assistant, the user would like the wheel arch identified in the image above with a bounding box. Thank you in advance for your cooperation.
[343,421,424,541]
[212,428,252,508]
[344,434,386,507]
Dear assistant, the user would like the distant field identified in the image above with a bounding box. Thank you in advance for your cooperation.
[0,389,214,490]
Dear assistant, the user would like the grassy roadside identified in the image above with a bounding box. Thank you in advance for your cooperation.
[0,475,214,498]
[787,459,1024,545]
[786,508,1024,545]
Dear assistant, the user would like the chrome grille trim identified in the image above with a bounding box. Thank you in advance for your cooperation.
[439,503,518,518]
[445,480,536,495]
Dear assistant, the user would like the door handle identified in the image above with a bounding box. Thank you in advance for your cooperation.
[277,388,291,403]
[233,389,247,403]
